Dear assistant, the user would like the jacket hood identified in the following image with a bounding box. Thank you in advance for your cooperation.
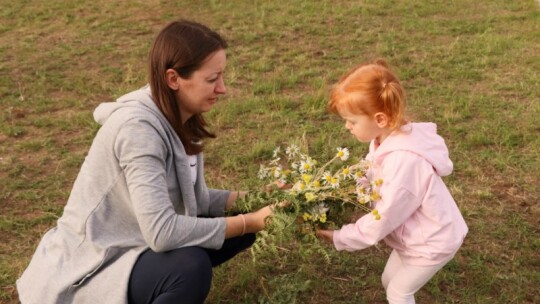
[372,123,453,176]
[93,85,162,125]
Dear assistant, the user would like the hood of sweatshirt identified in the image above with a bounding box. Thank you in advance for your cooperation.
[371,123,453,176]
[93,85,163,126]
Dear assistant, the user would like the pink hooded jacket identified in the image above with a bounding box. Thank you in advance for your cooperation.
[333,123,468,266]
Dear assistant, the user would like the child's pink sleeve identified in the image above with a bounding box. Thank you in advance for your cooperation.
[333,187,418,251]
[333,151,426,251]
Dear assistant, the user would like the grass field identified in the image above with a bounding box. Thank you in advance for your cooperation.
[1,0,539,303]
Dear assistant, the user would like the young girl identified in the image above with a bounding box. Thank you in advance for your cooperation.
[317,59,468,303]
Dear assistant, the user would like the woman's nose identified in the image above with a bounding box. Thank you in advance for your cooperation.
[215,77,227,94]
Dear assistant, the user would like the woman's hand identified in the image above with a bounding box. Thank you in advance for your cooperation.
[225,205,273,238]
[316,229,335,244]
[246,205,274,232]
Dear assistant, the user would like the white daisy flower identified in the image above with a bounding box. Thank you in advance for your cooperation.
[286,144,300,157]
[341,166,353,179]
[257,165,270,179]
[299,157,315,173]
[329,177,340,189]
[336,147,350,161]
[322,172,333,185]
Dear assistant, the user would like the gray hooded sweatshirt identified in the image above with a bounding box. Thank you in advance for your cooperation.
[17,85,229,303]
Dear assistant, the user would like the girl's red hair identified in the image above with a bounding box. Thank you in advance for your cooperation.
[329,59,407,131]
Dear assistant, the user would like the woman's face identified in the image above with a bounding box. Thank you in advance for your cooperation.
[176,49,227,122]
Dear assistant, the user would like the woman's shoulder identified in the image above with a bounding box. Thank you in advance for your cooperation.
[116,84,152,104]
[94,86,162,127]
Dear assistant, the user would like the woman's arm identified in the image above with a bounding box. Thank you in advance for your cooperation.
[116,120,228,251]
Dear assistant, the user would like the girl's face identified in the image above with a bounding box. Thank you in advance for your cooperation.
[176,49,227,122]
[338,106,390,144]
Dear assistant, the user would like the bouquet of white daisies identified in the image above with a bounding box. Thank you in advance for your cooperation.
[235,142,382,237]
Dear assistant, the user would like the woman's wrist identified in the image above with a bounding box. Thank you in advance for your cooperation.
[238,214,246,236]
[224,212,253,238]
[242,212,257,234]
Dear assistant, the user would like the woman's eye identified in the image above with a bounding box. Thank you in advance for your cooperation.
[208,78,218,83]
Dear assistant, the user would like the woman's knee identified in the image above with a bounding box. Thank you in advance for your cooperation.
[129,247,214,304]
[170,248,213,285]
[161,248,213,302]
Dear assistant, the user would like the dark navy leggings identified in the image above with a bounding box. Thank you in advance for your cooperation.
[128,234,256,304]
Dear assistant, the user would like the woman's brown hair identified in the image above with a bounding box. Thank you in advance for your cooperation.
[148,20,228,155]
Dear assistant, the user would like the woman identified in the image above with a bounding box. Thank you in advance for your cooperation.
[17,20,273,304]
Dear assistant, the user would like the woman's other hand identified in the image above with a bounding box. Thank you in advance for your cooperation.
[264,180,292,191]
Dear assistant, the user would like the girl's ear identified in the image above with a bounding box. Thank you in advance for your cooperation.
[165,69,180,90]
[374,112,389,128]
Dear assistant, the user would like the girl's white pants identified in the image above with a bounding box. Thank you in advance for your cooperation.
[381,250,455,304]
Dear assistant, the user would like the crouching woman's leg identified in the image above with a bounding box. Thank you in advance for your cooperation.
[204,233,256,267]
[128,234,256,304]
[128,247,212,304]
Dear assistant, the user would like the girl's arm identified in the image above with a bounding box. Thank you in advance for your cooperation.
[332,151,432,251]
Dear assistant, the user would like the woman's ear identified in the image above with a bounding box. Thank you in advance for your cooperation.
[165,69,180,90]
[374,112,389,128]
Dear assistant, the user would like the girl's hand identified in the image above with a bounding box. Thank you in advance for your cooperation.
[316,229,335,244]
